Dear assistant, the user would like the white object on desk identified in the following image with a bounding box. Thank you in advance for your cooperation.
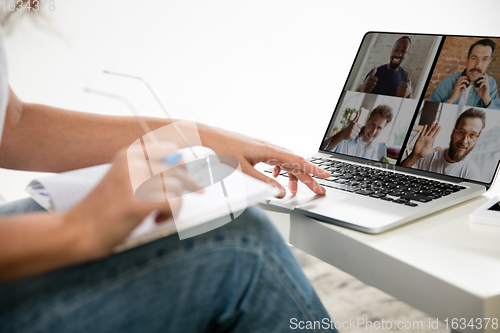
[470,195,500,227]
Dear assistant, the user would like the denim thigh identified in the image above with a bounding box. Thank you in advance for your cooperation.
[0,203,336,333]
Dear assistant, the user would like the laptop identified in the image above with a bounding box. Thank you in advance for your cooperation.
[263,32,500,233]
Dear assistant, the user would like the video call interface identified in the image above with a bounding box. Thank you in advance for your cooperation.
[321,33,500,184]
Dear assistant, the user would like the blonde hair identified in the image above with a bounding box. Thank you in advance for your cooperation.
[369,104,394,124]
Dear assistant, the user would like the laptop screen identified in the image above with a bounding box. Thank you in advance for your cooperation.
[320,32,500,186]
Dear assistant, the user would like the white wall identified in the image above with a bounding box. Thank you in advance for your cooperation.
[1,0,500,201]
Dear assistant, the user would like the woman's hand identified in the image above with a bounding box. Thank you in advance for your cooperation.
[65,143,199,259]
[198,123,331,197]
[0,142,203,283]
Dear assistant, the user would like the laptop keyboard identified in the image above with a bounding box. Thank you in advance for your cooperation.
[265,157,466,207]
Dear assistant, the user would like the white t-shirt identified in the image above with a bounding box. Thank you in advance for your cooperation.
[0,36,8,146]
[331,133,387,161]
[458,85,473,106]
[413,148,481,181]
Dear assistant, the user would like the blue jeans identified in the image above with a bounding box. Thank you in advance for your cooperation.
[0,199,338,333]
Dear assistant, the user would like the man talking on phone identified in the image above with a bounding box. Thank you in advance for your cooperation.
[429,39,500,110]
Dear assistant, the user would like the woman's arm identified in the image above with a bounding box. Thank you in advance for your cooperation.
[0,87,330,195]
[0,211,93,283]
[0,144,186,283]
[0,86,332,282]
[0,88,173,172]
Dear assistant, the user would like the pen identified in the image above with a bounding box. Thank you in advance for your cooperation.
[164,152,181,165]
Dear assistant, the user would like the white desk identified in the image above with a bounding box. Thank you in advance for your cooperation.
[260,187,500,333]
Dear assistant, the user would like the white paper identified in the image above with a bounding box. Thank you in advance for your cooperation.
[26,162,277,252]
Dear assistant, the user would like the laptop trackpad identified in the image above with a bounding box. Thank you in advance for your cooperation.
[267,181,353,210]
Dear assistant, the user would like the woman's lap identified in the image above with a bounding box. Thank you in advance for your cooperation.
[0,199,337,333]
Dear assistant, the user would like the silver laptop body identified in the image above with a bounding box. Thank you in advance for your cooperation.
[264,32,500,233]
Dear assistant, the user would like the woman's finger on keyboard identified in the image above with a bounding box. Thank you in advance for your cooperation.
[288,173,299,195]
[266,150,331,179]
[289,169,326,195]
[272,165,281,178]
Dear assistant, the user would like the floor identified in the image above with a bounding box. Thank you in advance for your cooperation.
[292,247,450,333]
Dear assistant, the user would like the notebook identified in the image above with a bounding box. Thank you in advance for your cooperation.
[27,152,278,252]
[263,32,500,233]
